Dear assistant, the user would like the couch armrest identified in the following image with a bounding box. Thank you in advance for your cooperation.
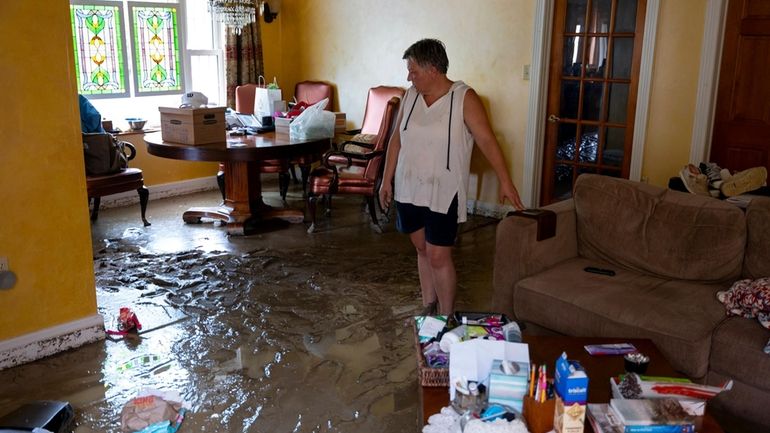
[492,199,579,320]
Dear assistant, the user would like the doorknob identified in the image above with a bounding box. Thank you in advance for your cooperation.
[548,114,561,123]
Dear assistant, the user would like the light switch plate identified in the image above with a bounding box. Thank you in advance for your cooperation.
[523,64,531,81]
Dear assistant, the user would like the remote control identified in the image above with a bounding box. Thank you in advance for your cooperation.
[584,266,616,276]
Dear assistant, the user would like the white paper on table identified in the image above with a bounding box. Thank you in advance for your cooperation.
[448,339,530,401]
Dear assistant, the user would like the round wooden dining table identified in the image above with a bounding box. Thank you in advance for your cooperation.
[144,131,331,235]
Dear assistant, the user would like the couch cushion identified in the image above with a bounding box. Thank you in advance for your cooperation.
[744,197,770,278]
[709,316,770,392]
[514,256,728,378]
[573,174,746,282]
[707,370,770,430]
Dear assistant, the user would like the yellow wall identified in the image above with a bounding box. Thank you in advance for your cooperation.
[263,0,710,199]
[643,0,706,186]
[0,1,98,339]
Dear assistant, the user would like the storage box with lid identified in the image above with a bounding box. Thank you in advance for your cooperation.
[159,107,226,144]
[275,117,292,137]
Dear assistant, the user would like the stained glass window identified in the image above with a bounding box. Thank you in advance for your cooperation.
[129,3,183,95]
[71,2,129,97]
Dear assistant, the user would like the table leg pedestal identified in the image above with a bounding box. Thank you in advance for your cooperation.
[182,160,304,235]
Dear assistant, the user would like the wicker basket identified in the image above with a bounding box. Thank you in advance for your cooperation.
[413,320,449,387]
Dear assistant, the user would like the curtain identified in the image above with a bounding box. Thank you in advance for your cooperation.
[224,16,264,108]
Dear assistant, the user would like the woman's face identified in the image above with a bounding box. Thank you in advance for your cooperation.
[406,58,435,93]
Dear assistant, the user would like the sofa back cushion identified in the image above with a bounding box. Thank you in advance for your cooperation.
[574,174,746,282]
[744,197,770,278]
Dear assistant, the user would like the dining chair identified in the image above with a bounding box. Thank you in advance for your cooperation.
[289,81,336,190]
[306,96,401,233]
[327,86,405,169]
[85,136,150,226]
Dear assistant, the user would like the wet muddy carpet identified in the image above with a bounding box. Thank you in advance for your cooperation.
[43,243,426,431]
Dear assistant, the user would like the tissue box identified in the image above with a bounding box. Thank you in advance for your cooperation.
[554,353,588,403]
[554,395,585,433]
[488,359,529,412]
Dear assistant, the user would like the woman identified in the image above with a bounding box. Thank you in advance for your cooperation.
[379,39,524,315]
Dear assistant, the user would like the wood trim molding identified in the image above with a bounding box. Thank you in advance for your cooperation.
[94,175,218,210]
[0,314,105,370]
[629,0,660,181]
[690,0,728,164]
[522,0,554,208]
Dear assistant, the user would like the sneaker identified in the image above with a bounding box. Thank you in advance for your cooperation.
[720,166,768,197]
[699,162,724,188]
[679,166,711,196]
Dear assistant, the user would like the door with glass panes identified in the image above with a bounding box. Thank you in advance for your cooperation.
[541,0,646,204]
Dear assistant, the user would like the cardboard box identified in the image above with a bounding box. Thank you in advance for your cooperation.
[554,352,588,403]
[159,107,226,144]
[275,117,292,137]
[554,395,585,433]
[488,359,529,412]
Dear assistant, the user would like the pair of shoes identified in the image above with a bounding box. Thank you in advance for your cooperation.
[720,166,768,197]
[699,162,725,188]
[679,164,711,196]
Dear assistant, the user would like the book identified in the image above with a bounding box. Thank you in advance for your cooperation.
[587,403,623,433]
[584,343,638,356]
[610,399,695,433]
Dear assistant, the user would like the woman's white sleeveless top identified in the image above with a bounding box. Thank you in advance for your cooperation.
[394,81,474,222]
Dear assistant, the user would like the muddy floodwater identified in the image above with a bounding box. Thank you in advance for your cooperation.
[0,189,499,432]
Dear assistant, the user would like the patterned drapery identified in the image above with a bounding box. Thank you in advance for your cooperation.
[225,17,264,108]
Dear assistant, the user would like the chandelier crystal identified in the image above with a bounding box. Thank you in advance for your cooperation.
[208,0,257,34]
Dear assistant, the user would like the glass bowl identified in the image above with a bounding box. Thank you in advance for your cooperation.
[126,118,146,130]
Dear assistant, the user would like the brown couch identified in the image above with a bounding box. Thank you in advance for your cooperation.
[493,174,770,432]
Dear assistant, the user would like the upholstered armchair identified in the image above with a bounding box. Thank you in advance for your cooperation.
[327,86,404,168]
[306,96,401,233]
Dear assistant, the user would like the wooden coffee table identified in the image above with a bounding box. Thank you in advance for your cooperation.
[419,335,724,432]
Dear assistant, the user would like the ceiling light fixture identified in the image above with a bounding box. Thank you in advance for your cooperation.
[208,0,257,34]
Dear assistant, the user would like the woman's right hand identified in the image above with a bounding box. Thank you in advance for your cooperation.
[379,183,393,212]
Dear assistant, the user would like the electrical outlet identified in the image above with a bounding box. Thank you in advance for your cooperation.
[523,64,531,81]
[0,257,7,272]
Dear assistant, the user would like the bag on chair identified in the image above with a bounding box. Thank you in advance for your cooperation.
[82,132,136,176]
[254,75,283,118]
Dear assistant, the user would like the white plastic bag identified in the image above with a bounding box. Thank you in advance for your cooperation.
[290,98,335,139]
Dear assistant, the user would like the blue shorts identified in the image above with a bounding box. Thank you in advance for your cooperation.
[395,196,459,247]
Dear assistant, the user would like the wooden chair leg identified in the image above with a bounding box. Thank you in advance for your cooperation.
[307,194,318,233]
[300,164,311,194]
[366,195,382,233]
[90,197,101,221]
[216,170,226,200]
[137,186,151,226]
[279,172,290,201]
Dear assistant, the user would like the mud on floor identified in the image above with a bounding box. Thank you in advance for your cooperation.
[1,242,427,432]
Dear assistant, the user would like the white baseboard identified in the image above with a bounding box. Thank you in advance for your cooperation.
[0,314,105,370]
[466,200,512,220]
[95,176,219,210]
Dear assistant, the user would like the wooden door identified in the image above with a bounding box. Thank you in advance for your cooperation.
[711,0,770,172]
[541,0,646,204]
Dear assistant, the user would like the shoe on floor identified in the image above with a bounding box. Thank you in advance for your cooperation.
[679,166,711,196]
[720,166,768,197]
